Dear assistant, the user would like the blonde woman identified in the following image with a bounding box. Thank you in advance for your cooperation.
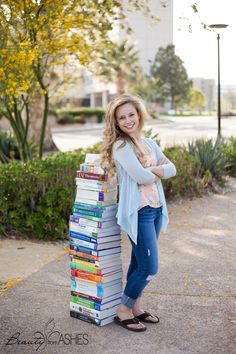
[101,94,176,332]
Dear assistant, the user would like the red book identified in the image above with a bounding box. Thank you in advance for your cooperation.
[76,171,108,181]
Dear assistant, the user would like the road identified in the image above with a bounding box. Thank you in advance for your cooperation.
[51,115,236,151]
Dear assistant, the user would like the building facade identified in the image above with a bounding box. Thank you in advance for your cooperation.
[78,0,174,107]
[191,78,216,111]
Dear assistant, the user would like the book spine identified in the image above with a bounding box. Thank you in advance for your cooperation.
[70,310,102,326]
[71,216,102,228]
[76,171,108,181]
[70,230,99,239]
[70,296,104,311]
[74,202,117,212]
[70,295,95,309]
[69,231,97,243]
[69,250,99,261]
[73,208,104,218]
[69,244,99,256]
[70,261,97,274]
[71,268,103,282]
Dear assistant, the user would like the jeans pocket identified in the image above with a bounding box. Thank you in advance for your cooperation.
[138,205,151,214]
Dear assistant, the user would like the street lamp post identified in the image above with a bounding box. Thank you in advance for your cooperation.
[209,24,228,138]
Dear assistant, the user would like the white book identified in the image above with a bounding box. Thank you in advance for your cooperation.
[76,189,117,202]
[76,183,117,193]
[71,281,122,298]
[70,216,118,229]
[72,257,122,269]
[69,222,120,235]
[70,302,120,320]
[70,237,121,250]
[75,198,117,209]
[75,177,117,187]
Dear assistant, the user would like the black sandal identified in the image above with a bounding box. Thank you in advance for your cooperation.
[135,311,160,323]
[114,316,147,332]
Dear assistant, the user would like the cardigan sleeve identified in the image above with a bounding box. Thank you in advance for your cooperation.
[112,140,157,185]
[147,138,177,179]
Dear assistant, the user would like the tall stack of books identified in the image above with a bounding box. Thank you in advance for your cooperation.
[69,154,122,326]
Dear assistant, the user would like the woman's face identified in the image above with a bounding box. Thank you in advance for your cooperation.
[115,102,140,137]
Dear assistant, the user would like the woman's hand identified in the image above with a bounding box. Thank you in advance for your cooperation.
[147,165,164,178]
[157,157,169,165]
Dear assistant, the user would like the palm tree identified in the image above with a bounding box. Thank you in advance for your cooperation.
[96,39,140,96]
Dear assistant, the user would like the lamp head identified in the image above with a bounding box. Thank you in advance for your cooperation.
[209,24,228,29]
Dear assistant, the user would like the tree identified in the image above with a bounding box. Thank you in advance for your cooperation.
[150,44,192,110]
[95,39,141,96]
[188,87,206,113]
[0,0,155,160]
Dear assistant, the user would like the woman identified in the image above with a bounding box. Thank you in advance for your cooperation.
[101,94,176,332]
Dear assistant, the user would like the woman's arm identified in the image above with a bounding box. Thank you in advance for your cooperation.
[147,138,177,179]
[112,140,157,185]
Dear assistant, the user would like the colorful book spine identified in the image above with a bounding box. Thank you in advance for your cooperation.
[69,154,122,326]
[76,171,108,181]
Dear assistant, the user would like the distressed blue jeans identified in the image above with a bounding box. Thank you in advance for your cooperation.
[121,205,163,308]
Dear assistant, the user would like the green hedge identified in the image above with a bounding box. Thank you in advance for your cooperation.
[53,107,105,124]
[0,143,205,240]
[223,136,236,177]
[163,147,204,199]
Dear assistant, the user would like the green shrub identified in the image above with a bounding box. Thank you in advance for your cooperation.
[0,140,222,240]
[0,150,86,239]
[0,132,20,163]
[143,128,160,146]
[187,137,230,182]
[56,107,105,124]
[223,136,236,177]
[163,146,204,199]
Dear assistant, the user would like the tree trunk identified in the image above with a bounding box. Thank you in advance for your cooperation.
[116,71,126,96]
[28,91,58,154]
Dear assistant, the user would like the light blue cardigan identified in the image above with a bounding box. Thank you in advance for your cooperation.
[112,137,176,245]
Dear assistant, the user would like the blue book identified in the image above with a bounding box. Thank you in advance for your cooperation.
[69,244,121,257]
[70,277,121,288]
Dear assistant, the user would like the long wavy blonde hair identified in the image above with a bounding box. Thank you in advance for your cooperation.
[101,94,150,178]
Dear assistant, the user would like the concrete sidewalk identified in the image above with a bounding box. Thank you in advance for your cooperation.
[0,180,236,354]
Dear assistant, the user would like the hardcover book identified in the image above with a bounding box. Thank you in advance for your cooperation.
[70,302,120,320]
[70,310,115,326]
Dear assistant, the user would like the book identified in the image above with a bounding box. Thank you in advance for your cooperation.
[69,222,120,234]
[74,202,117,212]
[70,276,121,289]
[70,261,122,275]
[70,268,123,283]
[70,294,121,311]
[70,291,122,303]
[69,249,121,261]
[68,231,121,244]
[70,280,122,298]
[70,252,121,264]
[73,197,117,210]
[75,177,117,188]
[70,215,118,229]
[70,256,122,269]
[84,153,102,165]
[76,171,108,182]
[70,310,115,326]
[69,237,121,250]
[70,302,119,320]
[80,164,105,174]
[69,244,121,257]
[75,189,117,202]
[69,225,120,238]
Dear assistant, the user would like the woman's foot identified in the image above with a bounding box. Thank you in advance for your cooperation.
[132,308,159,323]
[116,306,146,331]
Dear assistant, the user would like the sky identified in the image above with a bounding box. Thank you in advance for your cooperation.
[173,0,236,86]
